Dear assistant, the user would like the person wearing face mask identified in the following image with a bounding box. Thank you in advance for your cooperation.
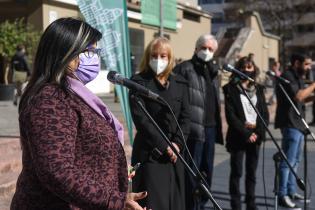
[129,37,190,210]
[11,18,148,210]
[275,53,314,208]
[74,48,101,84]
[223,56,269,210]
[174,34,223,210]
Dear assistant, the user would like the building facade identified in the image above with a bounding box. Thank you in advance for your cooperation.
[199,0,315,63]
[216,12,279,86]
[0,0,212,93]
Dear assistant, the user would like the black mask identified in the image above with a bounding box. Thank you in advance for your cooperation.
[243,71,256,79]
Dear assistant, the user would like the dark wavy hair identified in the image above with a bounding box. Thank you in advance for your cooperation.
[230,56,259,82]
[235,56,256,72]
[290,53,310,66]
[19,17,102,112]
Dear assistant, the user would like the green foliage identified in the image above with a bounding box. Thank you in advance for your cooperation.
[0,18,41,84]
[0,18,41,64]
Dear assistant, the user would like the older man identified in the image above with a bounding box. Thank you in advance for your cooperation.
[174,34,223,210]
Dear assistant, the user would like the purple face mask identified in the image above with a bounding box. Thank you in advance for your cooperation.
[75,53,100,84]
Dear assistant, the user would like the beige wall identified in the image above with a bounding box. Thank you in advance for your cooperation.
[128,7,211,61]
[27,2,211,61]
[172,8,211,60]
[178,0,198,7]
[28,5,44,31]
[242,15,279,76]
[42,3,80,30]
[27,2,211,62]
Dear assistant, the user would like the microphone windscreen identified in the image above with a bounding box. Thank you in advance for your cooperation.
[222,64,229,71]
[266,71,275,76]
[222,64,234,72]
[107,71,117,82]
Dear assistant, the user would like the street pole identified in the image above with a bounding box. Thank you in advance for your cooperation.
[159,0,164,37]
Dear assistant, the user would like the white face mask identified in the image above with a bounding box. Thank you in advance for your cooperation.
[197,49,214,62]
[149,58,168,75]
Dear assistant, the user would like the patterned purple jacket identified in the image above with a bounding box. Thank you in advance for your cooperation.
[11,85,128,210]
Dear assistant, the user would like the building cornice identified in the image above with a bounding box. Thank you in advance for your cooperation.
[249,11,280,40]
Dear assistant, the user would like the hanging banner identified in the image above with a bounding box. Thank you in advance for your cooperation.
[77,0,134,144]
[141,0,177,30]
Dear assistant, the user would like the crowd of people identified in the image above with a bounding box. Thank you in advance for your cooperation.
[10,17,314,210]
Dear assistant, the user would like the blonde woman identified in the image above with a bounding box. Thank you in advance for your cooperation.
[129,37,190,210]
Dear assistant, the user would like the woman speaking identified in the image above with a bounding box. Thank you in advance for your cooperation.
[11,17,147,210]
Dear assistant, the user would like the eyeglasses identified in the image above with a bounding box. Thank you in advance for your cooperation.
[81,47,102,58]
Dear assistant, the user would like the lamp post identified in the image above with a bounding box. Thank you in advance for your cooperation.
[159,0,164,37]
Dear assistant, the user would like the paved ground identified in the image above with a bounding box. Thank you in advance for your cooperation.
[1,90,315,210]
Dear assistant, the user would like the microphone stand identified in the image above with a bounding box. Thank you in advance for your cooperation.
[272,152,282,210]
[130,93,223,210]
[234,79,305,209]
[304,135,308,210]
[278,83,315,141]
[277,82,315,209]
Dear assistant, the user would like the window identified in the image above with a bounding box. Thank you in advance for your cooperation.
[129,28,144,73]
[297,24,315,33]
[212,13,224,23]
[183,11,200,22]
[307,25,314,32]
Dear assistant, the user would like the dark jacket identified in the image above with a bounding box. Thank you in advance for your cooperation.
[275,68,305,132]
[129,70,190,210]
[223,81,269,152]
[11,85,128,210]
[130,71,190,163]
[11,52,31,75]
[174,55,223,144]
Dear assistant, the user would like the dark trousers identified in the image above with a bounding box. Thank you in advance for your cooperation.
[186,126,216,210]
[229,144,260,210]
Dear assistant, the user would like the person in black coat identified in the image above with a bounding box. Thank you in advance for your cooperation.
[223,56,269,210]
[174,34,223,210]
[129,37,190,210]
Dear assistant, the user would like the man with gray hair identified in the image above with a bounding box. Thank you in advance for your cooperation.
[174,34,223,210]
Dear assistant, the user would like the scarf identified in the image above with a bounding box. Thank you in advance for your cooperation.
[67,76,124,145]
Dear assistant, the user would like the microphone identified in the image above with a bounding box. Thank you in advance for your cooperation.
[222,64,255,83]
[266,71,290,84]
[107,71,160,100]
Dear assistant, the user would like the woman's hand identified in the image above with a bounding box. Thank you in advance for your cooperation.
[166,143,180,163]
[247,133,258,143]
[124,191,149,210]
